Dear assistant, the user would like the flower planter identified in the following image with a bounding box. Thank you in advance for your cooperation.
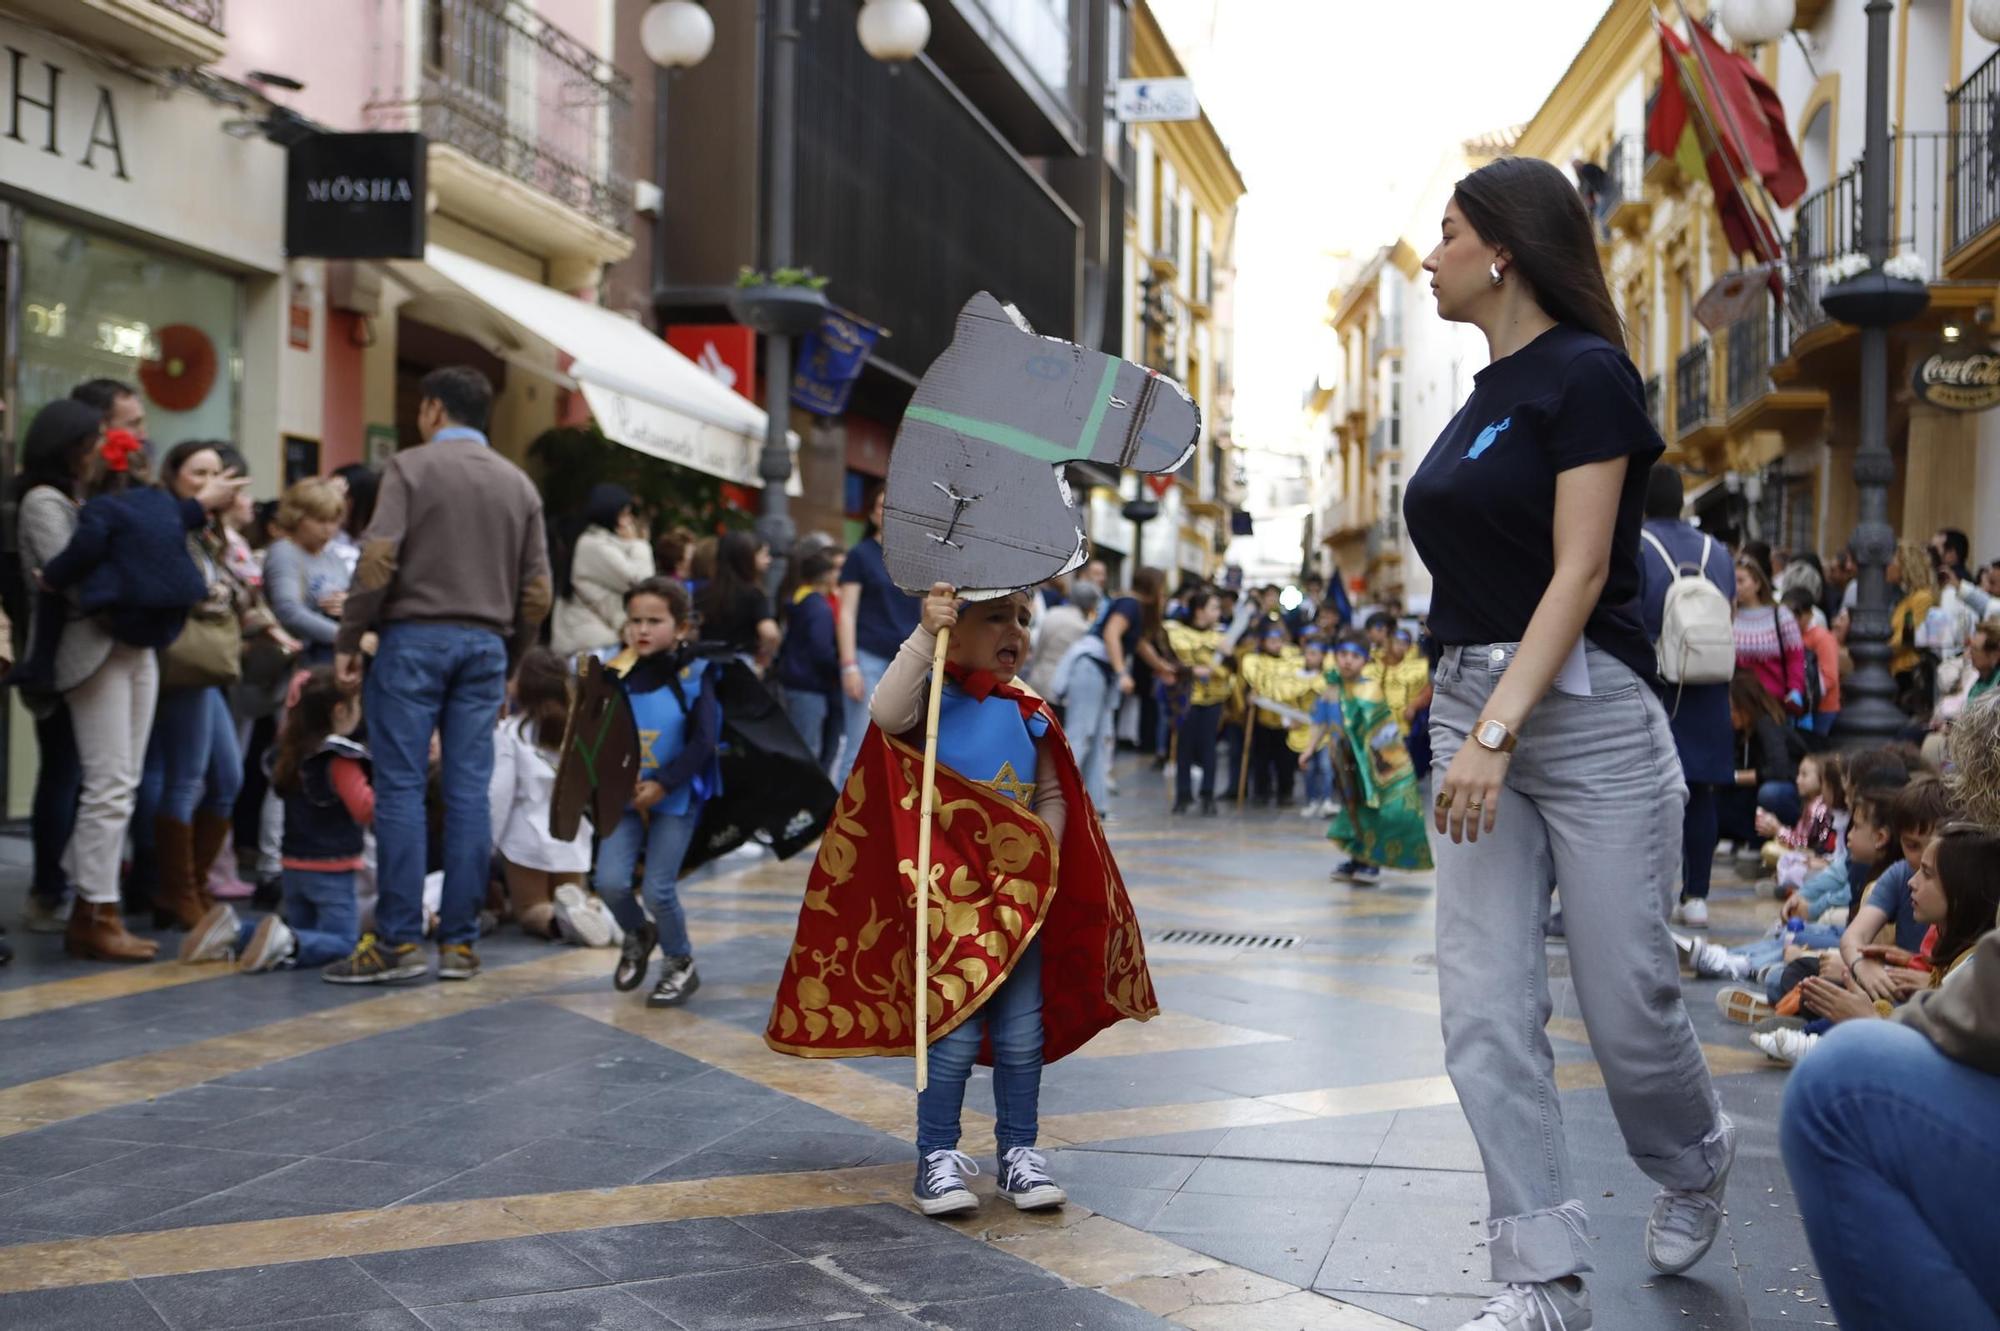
[728,285,830,337]
[1819,271,1930,328]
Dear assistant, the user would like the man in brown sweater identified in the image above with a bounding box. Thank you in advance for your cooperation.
[325,366,551,984]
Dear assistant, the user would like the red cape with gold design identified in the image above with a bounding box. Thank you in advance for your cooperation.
[764,703,1157,1064]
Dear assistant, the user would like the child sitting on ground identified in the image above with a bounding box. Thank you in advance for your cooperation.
[599,577,721,1008]
[764,582,1157,1219]
[1756,751,1840,887]
[182,668,371,973]
[1756,821,2000,1064]
[490,648,617,947]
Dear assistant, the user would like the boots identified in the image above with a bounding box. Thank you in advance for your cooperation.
[192,810,234,904]
[152,817,210,931]
[66,900,160,962]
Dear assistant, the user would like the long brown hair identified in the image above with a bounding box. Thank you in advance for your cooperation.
[512,648,572,749]
[271,667,349,796]
[1453,157,1625,348]
[1131,566,1169,642]
[1930,823,2000,976]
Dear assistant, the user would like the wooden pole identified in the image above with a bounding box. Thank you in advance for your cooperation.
[912,625,951,1093]
[1237,709,1254,809]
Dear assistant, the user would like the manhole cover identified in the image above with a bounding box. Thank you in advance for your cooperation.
[1152,929,1300,950]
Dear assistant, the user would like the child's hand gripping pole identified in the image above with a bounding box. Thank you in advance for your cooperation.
[911,581,960,1093]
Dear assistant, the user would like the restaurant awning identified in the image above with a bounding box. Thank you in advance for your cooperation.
[387,246,799,493]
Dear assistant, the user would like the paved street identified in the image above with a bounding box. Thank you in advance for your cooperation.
[0,760,1827,1331]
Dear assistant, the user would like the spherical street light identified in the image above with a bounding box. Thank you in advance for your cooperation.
[641,0,714,70]
[857,0,931,63]
[1973,0,2000,44]
[1717,0,1795,46]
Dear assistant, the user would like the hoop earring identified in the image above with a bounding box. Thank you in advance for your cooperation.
[1489,262,1504,287]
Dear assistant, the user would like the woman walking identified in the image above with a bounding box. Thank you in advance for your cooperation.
[1404,157,1731,1331]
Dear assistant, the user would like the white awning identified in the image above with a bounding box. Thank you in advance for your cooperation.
[387,245,799,493]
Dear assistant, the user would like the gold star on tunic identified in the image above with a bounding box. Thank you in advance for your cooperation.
[981,760,1036,803]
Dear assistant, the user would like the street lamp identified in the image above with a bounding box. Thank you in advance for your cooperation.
[644,0,929,581]
[1716,0,1794,46]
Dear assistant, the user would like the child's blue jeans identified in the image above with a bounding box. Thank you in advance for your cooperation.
[916,939,1044,1157]
[594,807,700,959]
[1730,922,1843,999]
[234,868,360,968]
[1303,750,1332,805]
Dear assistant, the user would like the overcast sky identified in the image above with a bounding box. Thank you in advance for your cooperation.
[1147,0,1616,448]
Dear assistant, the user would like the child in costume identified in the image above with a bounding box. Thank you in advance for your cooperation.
[766,582,1157,1218]
[180,667,372,973]
[1162,589,1231,815]
[1240,624,1307,807]
[598,577,722,1008]
[1315,636,1433,884]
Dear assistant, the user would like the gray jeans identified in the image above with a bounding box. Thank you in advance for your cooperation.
[1430,642,1728,1282]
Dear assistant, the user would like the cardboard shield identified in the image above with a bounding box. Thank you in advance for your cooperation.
[882,292,1200,596]
[549,654,640,842]
[683,654,840,873]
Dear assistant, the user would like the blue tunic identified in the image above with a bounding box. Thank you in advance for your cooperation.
[627,657,712,816]
[935,682,1047,805]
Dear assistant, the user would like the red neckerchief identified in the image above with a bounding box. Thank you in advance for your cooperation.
[943,661,1041,723]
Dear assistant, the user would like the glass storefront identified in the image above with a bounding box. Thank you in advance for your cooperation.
[17,214,241,443]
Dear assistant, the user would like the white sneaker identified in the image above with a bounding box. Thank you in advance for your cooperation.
[1645,1114,1734,1275]
[1672,933,1750,981]
[179,903,242,964]
[552,884,612,948]
[1457,1279,1591,1330]
[237,916,297,973]
[1300,801,1322,818]
[1751,1025,1819,1065]
[1678,897,1709,929]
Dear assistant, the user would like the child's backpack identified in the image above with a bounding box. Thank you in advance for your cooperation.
[1640,531,1735,686]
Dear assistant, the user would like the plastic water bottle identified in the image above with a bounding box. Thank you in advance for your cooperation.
[1785,916,1805,939]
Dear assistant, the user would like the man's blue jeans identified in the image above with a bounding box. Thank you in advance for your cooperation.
[838,649,891,775]
[366,623,507,948]
[917,939,1044,1157]
[1782,1020,2000,1330]
[784,689,846,781]
[593,806,700,959]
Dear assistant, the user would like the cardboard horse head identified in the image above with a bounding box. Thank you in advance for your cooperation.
[883,293,1200,596]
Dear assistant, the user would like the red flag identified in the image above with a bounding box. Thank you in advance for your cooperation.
[1688,19,1807,207]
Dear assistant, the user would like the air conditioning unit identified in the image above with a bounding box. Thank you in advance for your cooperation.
[326,261,383,317]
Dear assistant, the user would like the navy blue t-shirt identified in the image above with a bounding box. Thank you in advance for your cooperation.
[1403,324,1664,685]
[841,535,921,661]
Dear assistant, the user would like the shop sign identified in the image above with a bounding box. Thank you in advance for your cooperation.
[0,20,284,271]
[286,132,426,259]
[1912,344,2000,413]
[1114,77,1200,123]
[665,325,756,402]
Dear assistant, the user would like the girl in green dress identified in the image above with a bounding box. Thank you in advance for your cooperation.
[1313,638,1435,883]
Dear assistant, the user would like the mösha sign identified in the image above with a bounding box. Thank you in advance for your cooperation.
[285,130,427,260]
[1912,344,2000,413]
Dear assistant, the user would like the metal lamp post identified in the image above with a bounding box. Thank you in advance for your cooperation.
[643,0,928,577]
[1835,0,1907,743]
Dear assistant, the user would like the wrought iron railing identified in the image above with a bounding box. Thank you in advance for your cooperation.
[1725,287,1783,413]
[155,0,224,30]
[369,0,633,234]
[1947,49,2000,258]
[1784,131,1950,337]
[1644,372,1664,437]
[1676,341,1711,437]
[1603,134,1645,214]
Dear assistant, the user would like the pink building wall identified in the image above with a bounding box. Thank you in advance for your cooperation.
[212,0,382,129]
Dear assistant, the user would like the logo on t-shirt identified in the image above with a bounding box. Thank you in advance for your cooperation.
[1466,416,1512,459]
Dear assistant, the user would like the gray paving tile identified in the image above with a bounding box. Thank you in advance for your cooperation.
[410,1287,676,1331]
[227,1156,461,1209]
[912,1286,1174,1330]
[483,1134,685,1188]
[126,1191,343,1234]
[391,1160,577,1206]
[565,1094,783,1151]
[1208,1112,1397,1166]
[192,1101,413,1156]
[1314,1236,1495,1299]
[1149,1190,1346,1287]
[645,1131,912,1182]
[233,1313,428,1331]
[1046,1148,1199,1192]
[0,1130,145,1177]
[732,1204,959,1258]
[137,1257,401,1330]
[1063,1127,1232,1156]
[1335,1289,1487,1331]
[0,1279,170,1328]
[550,1217,796,1282]
[1058,1179,1178,1231]
[1180,1156,1369,1204]
[354,1235,608,1306]
[327,1118,547,1170]
[68,1143,301,1195]
[623,1261,883,1331]
[2,1178,203,1236]
[827,1239,1063,1304]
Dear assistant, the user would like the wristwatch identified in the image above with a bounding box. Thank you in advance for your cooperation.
[1473,718,1518,754]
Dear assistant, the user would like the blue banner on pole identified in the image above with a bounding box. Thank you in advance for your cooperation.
[791,310,883,417]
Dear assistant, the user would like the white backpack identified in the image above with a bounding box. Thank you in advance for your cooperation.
[1641,531,1735,685]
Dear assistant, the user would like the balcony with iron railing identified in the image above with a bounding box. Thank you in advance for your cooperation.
[1726,288,1780,414]
[1644,372,1664,437]
[368,0,633,253]
[1945,48,2000,278]
[9,0,225,66]
[1675,341,1712,439]
[1603,134,1650,235]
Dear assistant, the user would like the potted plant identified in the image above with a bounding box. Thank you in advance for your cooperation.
[728,266,832,337]
[1816,250,1931,327]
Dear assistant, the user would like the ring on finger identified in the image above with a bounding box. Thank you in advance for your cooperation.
[1467,800,1483,812]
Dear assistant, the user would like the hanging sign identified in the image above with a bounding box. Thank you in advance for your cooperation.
[286,132,427,259]
[1912,344,2000,412]
[1114,77,1201,123]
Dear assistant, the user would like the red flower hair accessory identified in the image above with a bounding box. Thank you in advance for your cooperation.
[102,429,144,473]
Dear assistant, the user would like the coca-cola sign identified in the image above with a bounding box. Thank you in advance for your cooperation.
[1912,344,2000,412]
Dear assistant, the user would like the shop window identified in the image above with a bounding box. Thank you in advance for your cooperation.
[18,215,239,444]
